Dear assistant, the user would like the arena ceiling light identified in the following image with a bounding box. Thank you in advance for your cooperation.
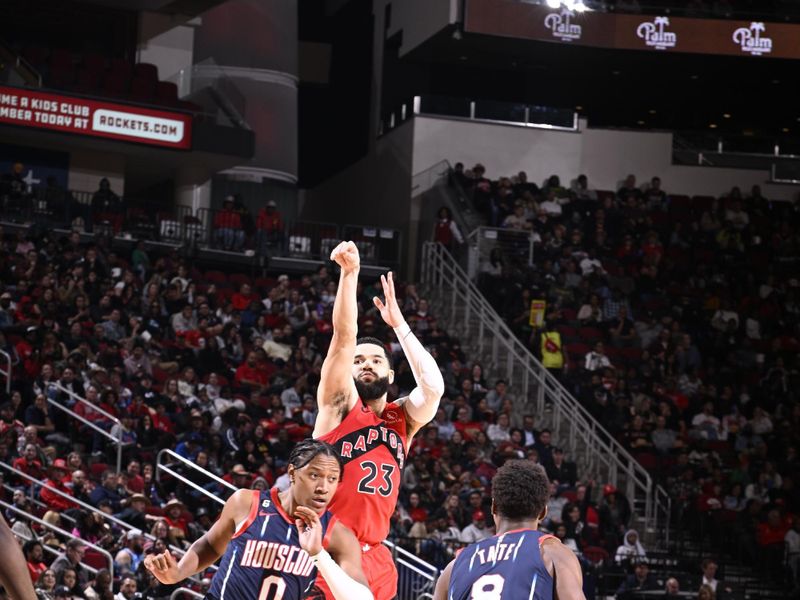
[545,0,590,12]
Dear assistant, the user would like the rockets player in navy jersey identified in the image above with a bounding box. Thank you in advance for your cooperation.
[144,440,373,600]
[434,461,585,600]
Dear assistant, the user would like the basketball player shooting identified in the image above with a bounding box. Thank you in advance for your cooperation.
[144,440,373,600]
[312,240,445,600]
[433,461,585,600]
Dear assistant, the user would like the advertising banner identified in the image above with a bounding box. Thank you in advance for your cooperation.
[0,85,192,150]
[465,1,800,60]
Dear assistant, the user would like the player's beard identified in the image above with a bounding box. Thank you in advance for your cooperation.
[354,375,390,401]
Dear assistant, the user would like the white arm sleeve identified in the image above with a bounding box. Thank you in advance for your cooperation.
[394,323,445,424]
[310,550,374,600]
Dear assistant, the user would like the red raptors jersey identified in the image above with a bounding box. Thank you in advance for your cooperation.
[317,399,407,546]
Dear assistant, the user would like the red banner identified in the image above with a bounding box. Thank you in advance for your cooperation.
[0,86,192,149]
[465,0,800,60]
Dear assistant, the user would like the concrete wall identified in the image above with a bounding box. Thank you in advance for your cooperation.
[300,120,415,272]
[68,149,125,195]
[137,12,197,82]
[412,116,797,200]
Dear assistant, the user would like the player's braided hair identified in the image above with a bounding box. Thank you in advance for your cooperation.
[288,439,344,475]
[492,460,550,521]
[356,336,393,369]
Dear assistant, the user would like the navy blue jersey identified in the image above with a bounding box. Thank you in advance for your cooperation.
[206,488,338,600]
[448,529,555,600]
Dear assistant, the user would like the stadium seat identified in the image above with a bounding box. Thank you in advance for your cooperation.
[130,77,155,102]
[227,273,248,287]
[155,81,180,106]
[204,271,228,285]
[134,62,159,81]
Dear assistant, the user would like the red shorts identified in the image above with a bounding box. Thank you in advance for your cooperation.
[312,542,397,600]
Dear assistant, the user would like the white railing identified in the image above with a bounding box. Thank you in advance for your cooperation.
[0,461,201,578]
[0,348,11,394]
[156,448,237,501]
[467,226,536,279]
[1,498,114,578]
[46,383,125,473]
[156,451,440,599]
[384,539,439,600]
[419,241,670,544]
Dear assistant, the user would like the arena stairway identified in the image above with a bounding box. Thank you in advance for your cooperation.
[419,242,792,599]
[420,241,672,551]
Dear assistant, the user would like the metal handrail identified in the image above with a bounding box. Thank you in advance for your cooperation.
[0,348,11,394]
[12,526,86,571]
[419,241,671,543]
[45,384,124,474]
[0,461,201,575]
[49,382,121,424]
[2,481,77,526]
[0,498,114,578]
[156,448,236,500]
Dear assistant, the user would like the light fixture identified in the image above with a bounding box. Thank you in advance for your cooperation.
[709,123,718,129]
[723,113,731,119]
[637,120,645,125]
[782,127,790,133]
[648,109,657,115]
[546,0,590,11]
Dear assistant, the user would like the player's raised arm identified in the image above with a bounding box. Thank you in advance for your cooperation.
[543,537,586,600]
[314,241,361,437]
[374,271,445,440]
[144,489,253,584]
[296,508,373,600]
[432,559,455,600]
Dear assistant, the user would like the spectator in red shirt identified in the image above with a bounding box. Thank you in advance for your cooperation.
[126,460,145,494]
[15,326,41,379]
[39,459,78,511]
[23,540,48,583]
[453,406,483,442]
[231,283,259,311]
[256,200,284,256]
[213,196,245,251]
[234,351,269,391]
[758,508,790,546]
[163,498,190,536]
[13,443,45,481]
[0,402,25,445]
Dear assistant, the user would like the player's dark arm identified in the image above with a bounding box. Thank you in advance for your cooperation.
[543,538,585,600]
[373,272,445,440]
[145,489,253,584]
[432,559,455,600]
[0,514,37,600]
[315,242,360,437]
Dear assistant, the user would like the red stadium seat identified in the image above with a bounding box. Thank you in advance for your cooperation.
[130,77,155,102]
[134,62,159,81]
[82,53,106,74]
[582,546,609,566]
[155,81,180,106]
[228,273,251,288]
[578,327,603,342]
[90,462,110,481]
[204,270,228,285]
[83,548,109,571]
